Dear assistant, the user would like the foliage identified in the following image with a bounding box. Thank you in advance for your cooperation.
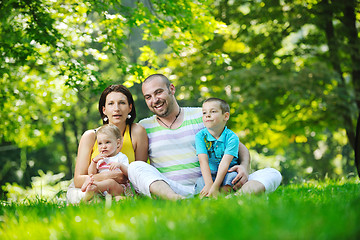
[2,170,69,203]
[0,0,359,192]
[160,0,360,178]
[0,179,360,239]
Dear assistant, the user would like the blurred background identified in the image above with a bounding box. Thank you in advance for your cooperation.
[1,0,359,200]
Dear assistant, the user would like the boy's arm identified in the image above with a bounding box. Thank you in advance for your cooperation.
[199,154,213,186]
[211,154,234,192]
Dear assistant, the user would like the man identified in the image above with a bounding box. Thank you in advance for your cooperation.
[128,74,282,199]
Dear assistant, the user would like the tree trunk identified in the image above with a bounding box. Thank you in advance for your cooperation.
[341,0,360,111]
[61,122,73,179]
[340,0,360,177]
[320,0,356,149]
[355,112,360,177]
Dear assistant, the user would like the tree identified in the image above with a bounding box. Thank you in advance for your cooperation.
[0,0,226,191]
[161,0,359,179]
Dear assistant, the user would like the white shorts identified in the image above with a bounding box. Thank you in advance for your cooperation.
[66,181,86,204]
[128,161,195,197]
[248,167,282,193]
[128,161,282,197]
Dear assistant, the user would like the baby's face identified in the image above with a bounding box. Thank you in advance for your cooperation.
[202,101,227,129]
[97,133,119,157]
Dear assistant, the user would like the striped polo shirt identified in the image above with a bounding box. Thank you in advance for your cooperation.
[139,107,205,186]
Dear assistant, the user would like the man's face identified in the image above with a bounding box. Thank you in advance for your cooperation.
[142,78,176,117]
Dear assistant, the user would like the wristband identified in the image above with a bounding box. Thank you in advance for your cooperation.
[92,158,97,164]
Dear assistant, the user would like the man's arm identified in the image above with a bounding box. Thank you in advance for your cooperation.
[228,141,250,190]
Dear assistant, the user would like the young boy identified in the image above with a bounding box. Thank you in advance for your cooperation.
[81,124,130,201]
[194,98,240,198]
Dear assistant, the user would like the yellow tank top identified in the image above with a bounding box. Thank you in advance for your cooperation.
[90,124,135,163]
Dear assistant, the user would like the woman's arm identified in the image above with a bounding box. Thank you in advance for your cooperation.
[73,130,96,188]
[130,123,149,162]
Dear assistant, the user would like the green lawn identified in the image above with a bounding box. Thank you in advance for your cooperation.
[1,179,359,240]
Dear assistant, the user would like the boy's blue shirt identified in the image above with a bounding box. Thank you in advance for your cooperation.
[195,126,239,172]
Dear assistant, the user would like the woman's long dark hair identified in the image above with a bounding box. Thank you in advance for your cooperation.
[98,85,136,125]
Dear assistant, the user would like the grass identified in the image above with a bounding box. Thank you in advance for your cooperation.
[1,179,359,240]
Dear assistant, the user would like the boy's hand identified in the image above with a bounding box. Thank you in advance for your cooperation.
[208,185,220,198]
[109,162,121,171]
[200,184,212,198]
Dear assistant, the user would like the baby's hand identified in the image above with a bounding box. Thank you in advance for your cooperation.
[109,162,121,171]
[92,154,105,164]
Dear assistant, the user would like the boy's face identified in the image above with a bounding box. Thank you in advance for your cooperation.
[97,133,121,157]
[202,101,229,129]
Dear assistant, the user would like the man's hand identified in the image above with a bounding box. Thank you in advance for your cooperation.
[228,165,249,191]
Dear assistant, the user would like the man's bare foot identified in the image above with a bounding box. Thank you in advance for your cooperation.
[81,175,93,192]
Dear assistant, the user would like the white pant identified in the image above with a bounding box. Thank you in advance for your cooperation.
[66,181,86,204]
[128,161,282,197]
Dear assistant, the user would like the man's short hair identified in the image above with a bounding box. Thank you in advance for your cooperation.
[143,74,171,89]
[96,124,122,140]
[204,97,230,114]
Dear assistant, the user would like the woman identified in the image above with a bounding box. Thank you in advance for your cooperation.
[67,85,148,203]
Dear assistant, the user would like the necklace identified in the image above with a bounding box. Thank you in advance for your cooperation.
[157,108,181,129]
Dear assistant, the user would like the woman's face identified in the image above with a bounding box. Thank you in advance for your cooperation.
[103,92,132,125]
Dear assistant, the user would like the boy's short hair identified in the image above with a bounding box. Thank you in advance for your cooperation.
[96,124,122,140]
[204,97,230,114]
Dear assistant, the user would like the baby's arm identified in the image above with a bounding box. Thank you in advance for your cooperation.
[209,154,234,196]
[88,159,98,175]
[88,154,103,175]
[109,162,128,177]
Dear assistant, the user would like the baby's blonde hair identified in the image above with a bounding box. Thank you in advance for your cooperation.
[96,124,122,140]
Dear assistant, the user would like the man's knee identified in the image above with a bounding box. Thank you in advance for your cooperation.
[247,168,282,193]
[128,161,147,179]
[240,180,265,194]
